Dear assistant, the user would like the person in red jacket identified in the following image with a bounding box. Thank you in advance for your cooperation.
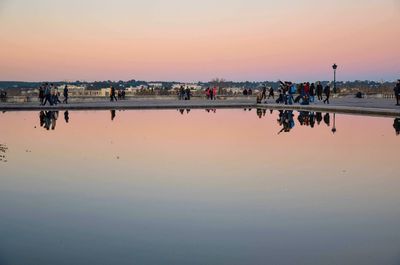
[212,86,217,100]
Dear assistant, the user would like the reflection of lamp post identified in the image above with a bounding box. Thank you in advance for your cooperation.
[332,113,337,134]
[332,63,338,94]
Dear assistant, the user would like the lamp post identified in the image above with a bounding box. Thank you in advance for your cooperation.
[331,113,337,134]
[332,63,338,94]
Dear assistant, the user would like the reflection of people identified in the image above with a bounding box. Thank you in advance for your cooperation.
[256,108,263,119]
[205,109,216,113]
[316,112,322,125]
[277,110,295,134]
[64,111,69,123]
[393,118,400,135]
[111,110,116,121]
[323,113,330,126]
[39,111,59,130]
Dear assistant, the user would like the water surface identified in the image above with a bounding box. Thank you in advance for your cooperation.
[0,109,399,265]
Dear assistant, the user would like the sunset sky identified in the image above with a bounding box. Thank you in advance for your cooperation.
[0,0,399,82]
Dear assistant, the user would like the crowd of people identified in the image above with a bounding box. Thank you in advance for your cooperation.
[109,86,126,101]
[257,81,331,105]
[205,87,217,100]
[178,86,192,100]
[38,110,70,130]
[254,108,333,133]
[38,83,69,105]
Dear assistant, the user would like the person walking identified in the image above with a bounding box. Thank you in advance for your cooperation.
[205,87,210,100]
[316,81,323,101]
[394,79,400,106]
[179,86,185,100]
[261,86,267,102]
[323,84,331,104]
[63,85,69,104]
[110,86,118,102]
[268,86,274,99]
[309,83,315,103]
[38,86,44,105]
[210,87,214,100]
[212,86,217,100]
[54,87,62,105]
[185,87,191,100]
[43,84,52,106]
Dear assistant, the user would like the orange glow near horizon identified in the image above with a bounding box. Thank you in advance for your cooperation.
[0,0,399,81]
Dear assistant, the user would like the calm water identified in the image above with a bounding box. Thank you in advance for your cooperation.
[0,109,399,265]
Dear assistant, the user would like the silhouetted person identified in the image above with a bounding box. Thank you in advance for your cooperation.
[111,110,116,120]
[316,81,323,101]
[268,87,274,99]
[394,80,400,106]
[179,86,185,100]
[64,111,69,123]
[310,83,315,102]
[243,88,248,96]
[323,85,331,104]
[260,86,267,102]
[63,85,69,104]
[394,118,400,135]
[324,113,330,126]
[185,88,191,100]
[38,86,44,105]
[54,87,62,105]
[205,87,210,99]
[110,87,117,102]
[209,87,214,100]
[42,84,52,106]
[355,91,363,98]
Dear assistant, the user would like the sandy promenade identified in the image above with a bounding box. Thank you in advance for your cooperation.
[1,96,399,117]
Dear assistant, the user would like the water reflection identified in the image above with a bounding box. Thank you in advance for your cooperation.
[254,109,338,135]
[394,118,400,135]
[0,143,7,162]
[277,110,295,134]
[39,111,59,130]
[178,108,191,115]
[111,110,116,121]
[64,111,69,123]
[30,110,400,137]
[205,108,216,113]
[0,110,399,265]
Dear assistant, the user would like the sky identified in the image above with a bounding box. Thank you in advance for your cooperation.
[0,0,399,82]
